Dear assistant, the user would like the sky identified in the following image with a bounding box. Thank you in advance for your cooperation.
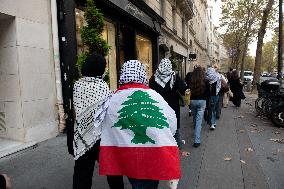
[213,0,275,56]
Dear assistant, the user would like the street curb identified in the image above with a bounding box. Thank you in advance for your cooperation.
[0,142,37,159]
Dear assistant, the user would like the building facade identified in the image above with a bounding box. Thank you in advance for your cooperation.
[207,0,229,70]
[0,0,59,150]
[74,0,164,90]
[145,0,194,79]
[189,0,209,69]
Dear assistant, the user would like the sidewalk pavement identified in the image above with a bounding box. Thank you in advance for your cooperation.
[0,93,284,189]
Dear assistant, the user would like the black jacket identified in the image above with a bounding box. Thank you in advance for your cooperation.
[149,75,187,129]
[229,79,245,99]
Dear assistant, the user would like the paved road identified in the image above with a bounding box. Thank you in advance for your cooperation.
[0,94,284,189]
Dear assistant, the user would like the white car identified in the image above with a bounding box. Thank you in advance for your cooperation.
[243,71,253,84]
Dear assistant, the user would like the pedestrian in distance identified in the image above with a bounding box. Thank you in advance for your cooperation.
[185,71,193,117]
[72,53,124,189]
[149,58,187,150]
[222,71,231,108]
[220,73,230,108]
[99,60,181,189]
[212,64,229,117]
[229,70,246,107]
[189,66,210,147]
[0,174,12,189]
[206,67,222,130]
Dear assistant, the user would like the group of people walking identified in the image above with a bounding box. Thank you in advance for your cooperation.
[70,53,245,189]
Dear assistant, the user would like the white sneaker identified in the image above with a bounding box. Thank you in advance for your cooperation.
[210,125,216,130]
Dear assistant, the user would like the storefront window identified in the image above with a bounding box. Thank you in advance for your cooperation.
[75,8,86,55]
[75,9,117,90]
[136,35,152,78]
[102,21,117,90]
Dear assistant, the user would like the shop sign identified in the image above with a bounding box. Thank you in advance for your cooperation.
[188,53,197,61]
[125,3,144,19]
[108,0,155,29]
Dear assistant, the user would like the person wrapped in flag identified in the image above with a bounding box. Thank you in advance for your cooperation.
[99,60,181,189]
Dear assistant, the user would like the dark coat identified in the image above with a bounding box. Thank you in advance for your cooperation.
[149,75,187,129]
[229,79,245,99]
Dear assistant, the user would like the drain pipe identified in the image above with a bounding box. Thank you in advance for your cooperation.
[51,0,66,132]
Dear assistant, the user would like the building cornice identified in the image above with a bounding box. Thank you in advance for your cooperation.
[176,0,194,21]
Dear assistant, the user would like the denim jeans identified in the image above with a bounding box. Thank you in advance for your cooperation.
[209,95,220,126]
[128,178,159,189]
[216,94,223,118]
[191,100,206,144]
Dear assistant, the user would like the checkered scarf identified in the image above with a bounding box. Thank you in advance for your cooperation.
[119,60,148,85]
[207,67,221,95]
[154,58,175,89]
[73,77,111,160]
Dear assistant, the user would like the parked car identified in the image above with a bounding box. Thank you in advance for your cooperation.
[244,71,253,84]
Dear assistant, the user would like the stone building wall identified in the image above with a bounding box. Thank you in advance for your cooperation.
[0,0,58,143]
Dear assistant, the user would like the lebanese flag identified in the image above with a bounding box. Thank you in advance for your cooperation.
[99,84,180,180]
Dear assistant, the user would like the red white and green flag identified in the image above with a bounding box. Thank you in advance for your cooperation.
[99,84,181,180]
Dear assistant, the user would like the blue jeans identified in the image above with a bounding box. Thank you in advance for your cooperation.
[209,96,220,126]
[191,100,206,144]
[128,178,159,189]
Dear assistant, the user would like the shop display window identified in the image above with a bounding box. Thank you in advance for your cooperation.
[136,35,152,78]
[102,21,117,90]
[75,9,118,90]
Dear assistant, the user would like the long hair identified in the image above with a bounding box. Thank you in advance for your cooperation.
[81,53,106,77]
[190,67,206,96]
[231,70,239,80]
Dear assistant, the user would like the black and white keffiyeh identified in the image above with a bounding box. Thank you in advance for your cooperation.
[207,67,222,95]
[73,77,111,160]
[154,58,175,89]
[119,60,148,85]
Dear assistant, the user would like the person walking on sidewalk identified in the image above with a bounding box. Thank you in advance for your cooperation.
[185,71,193,116]
[190,67,210,147]
[149,58,187,149]
[72,53,124,189]
[229,70,246,107]
[223,72,230,108]
[206,67,222,130]
[213,64,223,119]
[99,60,181,189]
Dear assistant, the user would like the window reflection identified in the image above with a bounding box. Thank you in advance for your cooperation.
[136,35,152,78]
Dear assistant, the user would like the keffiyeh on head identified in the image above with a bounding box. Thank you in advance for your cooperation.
[154,58,175,89]
[119,60,148,85]
[207,67,221,95]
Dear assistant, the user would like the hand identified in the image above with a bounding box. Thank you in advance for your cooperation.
[181,151,190,157]
[2,174,11,189]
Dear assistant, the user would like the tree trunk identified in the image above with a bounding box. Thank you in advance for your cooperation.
[240,3,254,82]
[252,0,275,91]
[240,35,249,81]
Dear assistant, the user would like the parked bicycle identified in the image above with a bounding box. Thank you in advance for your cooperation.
[255,79,284,127]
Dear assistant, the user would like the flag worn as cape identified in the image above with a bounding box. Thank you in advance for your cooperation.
[99,84,180,180]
